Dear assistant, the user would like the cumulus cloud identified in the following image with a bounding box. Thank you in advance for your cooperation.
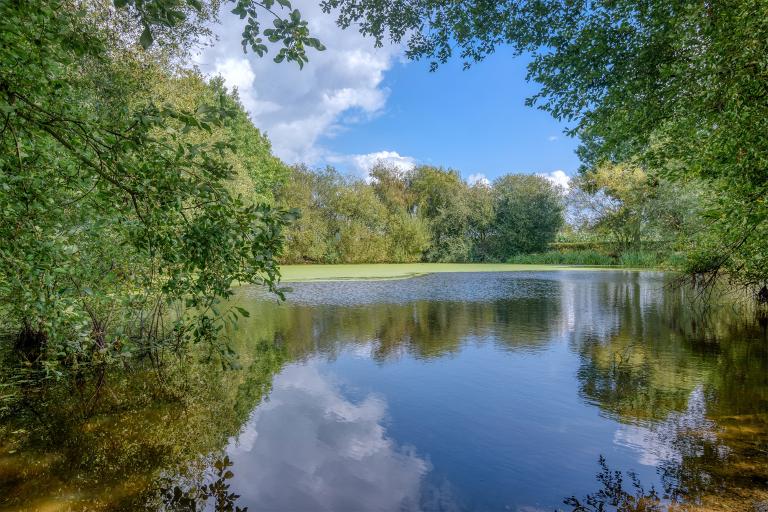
[225,363,431,511]
[467,173,491,186]
[327,150,417,178]
[538,170,571,190]
[195,2,407,167]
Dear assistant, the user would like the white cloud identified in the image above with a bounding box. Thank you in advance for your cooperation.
[613,386,728,467]
[327,150,416,178]
[195,2,403,167]
[467,173,490,186]
[547,135,559,142]
[225,363,431,511]
[538,170,571,190]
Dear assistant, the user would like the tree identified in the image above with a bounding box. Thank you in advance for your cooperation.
[111,0,325,67]
[370,163,430,262]
[568,163,700,252]
[321,0,768,290]
[273,165,335,263]
[0,0,290,364]
[409,166,473,262]
[330,181,391,263]
[276,165,429,263]
[466,182,495,261]
[488,174,564,259]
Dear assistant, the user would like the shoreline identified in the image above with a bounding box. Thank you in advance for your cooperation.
[278,263,661,282]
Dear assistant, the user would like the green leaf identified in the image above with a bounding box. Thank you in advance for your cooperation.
[139,25,153,49]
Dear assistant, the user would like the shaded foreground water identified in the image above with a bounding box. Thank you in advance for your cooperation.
[1,271,767,511]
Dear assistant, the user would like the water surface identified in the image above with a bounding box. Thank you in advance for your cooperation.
[2,271,767,510]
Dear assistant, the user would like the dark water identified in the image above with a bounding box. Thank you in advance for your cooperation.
[2,271,768,511]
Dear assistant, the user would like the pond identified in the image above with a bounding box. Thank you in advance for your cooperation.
[2,271,768,510]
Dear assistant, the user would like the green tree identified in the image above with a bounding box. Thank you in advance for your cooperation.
[488,174,564,259]
[568,162,700,252]
[330,181,391,263]
[321,0,768,291]
[466,183,495,261]
[0,0,290,366]
[409,166,473,262]
[112,0,325,67]
[370,163,430,262]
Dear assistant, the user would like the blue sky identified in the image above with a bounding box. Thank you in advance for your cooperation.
[320,49,581,183]
[197,4,580,186]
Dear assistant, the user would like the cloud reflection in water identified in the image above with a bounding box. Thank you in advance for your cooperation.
[225,362,432,511]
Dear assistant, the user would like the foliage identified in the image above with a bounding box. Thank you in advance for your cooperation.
[161,456,247,512]
[0,0,291,370]
[0,339,285,509]
[275,164,564,263]
[619,251,662,269]
[507,250,615,266]
[563,457,664,512]
[409,165,475,261]
[113,0,325,67]
[321,0,768,291]
[568,163,699,253]
[488,174,564,259]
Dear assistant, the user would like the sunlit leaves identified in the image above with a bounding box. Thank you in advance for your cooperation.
[0,0,292,368]
[114,0,325,66]
[321,0,768,289]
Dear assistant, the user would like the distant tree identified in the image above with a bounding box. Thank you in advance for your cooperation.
[489,175,564,259]
[369,163,415,213]
[465,183,496,261]
[278,166,565,264]
[369,163,431,262]
[274,166,335,263]
[330,181,391,263]
[569,163,700,252]
[409,166,473,262]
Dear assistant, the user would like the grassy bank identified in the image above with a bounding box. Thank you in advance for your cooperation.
[278,263,636,282]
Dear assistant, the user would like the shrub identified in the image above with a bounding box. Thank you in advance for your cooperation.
[507,250,615,266]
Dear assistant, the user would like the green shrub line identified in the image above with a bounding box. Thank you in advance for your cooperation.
[507,249,665,268]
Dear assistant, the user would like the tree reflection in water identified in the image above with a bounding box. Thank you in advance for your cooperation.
[160,456,247,512]
[571,282,768,510]
[0,342,285,510]
[1,272,767,510]
[563,456,664,512]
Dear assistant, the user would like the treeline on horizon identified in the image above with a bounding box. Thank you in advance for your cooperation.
[270,161,699,267]
[273,164,564,264]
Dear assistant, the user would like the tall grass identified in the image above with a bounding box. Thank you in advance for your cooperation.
[507,249,662,267]
[618,250,661,268]
[507,250,615,266]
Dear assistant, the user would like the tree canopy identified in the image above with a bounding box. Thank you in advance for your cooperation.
[321,0,768,290]
[274,164,564,264]
[0,0,294,368]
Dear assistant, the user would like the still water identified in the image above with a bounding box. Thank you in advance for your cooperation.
[2,271,768,510]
